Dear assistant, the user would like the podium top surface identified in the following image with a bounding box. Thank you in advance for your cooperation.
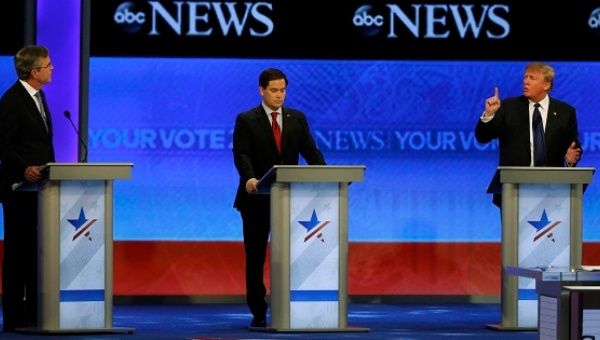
[258,165,365,189]
[498,166,594,184]
[45,162,133,180]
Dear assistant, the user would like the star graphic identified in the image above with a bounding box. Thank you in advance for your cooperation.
[298,209,320,232]
[67,207,88,231]
[528,209,551,231]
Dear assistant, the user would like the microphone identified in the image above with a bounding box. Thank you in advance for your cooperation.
[64,110,88,163]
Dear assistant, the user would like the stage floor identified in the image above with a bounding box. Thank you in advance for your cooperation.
[0,303,536,339]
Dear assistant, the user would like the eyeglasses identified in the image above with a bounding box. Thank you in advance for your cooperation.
[33,62,53,70]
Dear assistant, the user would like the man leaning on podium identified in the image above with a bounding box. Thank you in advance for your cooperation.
[475,62,582,206]
[232,68,326,329]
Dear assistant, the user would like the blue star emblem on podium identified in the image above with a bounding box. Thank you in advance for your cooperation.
[67,207,98,241]
[528,209,561,243]
[298,209,330,243]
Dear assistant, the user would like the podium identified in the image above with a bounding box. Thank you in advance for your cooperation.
[490,166,595,330]
[20,163,134,334]
[257,165,367,332]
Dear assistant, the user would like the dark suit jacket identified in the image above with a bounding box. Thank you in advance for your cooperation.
[475,95,579,206]
[475,95,579,167]
[233,105,325,210]
[0,81,55,201]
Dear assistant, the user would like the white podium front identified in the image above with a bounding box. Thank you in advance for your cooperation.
[258,165,367,332]
[488,166,595,331]
[19,162,134,334]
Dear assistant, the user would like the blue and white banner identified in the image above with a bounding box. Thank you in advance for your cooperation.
[517,183,570,327]
[59,181,106,329]
[4,59,600,243]
[289,182,340,328]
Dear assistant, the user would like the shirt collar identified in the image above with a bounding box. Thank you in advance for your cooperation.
[529,95,550,111]
[261,102,282,117]
[19,79,39,97]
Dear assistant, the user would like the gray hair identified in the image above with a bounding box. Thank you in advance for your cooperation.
[14,45,49,80]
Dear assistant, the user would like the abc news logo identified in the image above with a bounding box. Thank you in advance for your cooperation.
[353,3,510,39]
[114,2,145,32]
[590,7,600,31]
[113,1,274,37]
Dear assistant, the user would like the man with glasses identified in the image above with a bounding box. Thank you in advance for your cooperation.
[0,45,56,332]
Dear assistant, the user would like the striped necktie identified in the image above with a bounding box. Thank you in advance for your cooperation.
[34,91,49,131]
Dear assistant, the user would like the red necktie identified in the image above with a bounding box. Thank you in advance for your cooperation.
[271,111,282,154]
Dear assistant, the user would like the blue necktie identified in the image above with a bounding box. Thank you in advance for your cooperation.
[532,103,546,166]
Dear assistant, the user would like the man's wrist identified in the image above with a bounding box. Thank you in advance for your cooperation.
[564,158,575,167]
[480,112,494,123]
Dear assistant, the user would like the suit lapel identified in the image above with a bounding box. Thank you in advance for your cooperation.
[18,82,50,136]
[514,97,532,164]
[280,108,291,153]
[545,98,558,137]
[39,90,52,134]
[518,97,530,139]
[255,105,279,155]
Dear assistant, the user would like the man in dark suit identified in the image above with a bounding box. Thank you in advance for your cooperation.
[475,62,582,205]
[0,45,56,332]
[233,68,325,328]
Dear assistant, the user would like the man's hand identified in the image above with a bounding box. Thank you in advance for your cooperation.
[24,166,44,182]
[565,141,582,166]
[245,178,259,194]
[484,87,501,117]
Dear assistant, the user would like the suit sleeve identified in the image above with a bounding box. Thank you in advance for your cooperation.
[0,95,28,179]
[567,106,582,164]
[568,107,580,147]
[298,115,326,165]
[232,114,256,182]
[475,108,504,144]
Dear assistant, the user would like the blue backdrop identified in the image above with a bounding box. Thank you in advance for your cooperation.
[2,58,600,241]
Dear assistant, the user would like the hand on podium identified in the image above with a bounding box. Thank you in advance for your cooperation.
[564,141,582,167]
[24,165,47,182]
[245,178,259,194]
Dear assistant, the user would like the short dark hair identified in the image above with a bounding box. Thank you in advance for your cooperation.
[14,45,49,80]
[259,68,288,88]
